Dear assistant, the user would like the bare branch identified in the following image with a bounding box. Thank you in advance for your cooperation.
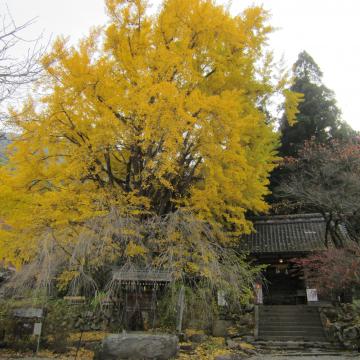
[0,8,48,124]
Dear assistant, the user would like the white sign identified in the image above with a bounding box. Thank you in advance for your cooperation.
[255,284,263,305]
[33,322,42,336]
[217,290,227,306]
[306,288,318,302]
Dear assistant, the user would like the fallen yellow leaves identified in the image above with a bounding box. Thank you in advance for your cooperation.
[178,336,237,360]
[185,328,206,337]
[238,342,255,351]
[0,347,94,359]
[68,330,109,342]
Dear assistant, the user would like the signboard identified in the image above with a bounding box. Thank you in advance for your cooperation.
[13,308,43,318]
[217,290,227,306]
[33,322,42,336]
[255,284,263,305]
[306,288,318,302]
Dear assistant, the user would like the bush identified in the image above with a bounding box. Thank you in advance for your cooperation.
[0,298,42,351]
[156,283,219,332]
[0,298,86,352]
[42,300,85,352]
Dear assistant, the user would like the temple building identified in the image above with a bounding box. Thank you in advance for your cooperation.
[239,213,353,341]
[241,213,349,306]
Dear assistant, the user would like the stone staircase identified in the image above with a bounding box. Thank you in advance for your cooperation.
[258,305,327,342]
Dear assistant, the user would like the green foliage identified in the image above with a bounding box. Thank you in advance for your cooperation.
[156,264,261,331]
[269,51,357,210]
[156,283,219,330]
[0,298,42,351]
[42,300,85,352]
[279,51,355,158]
[0,298,87,352]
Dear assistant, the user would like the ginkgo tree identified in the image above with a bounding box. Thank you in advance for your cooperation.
[0,0,299,305]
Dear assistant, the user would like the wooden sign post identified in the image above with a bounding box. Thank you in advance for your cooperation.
[176,286,185,333]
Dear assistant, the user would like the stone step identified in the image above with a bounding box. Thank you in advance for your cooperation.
[260,309,319,314]
[259,317,321,322]
[256,347,343,353]
[260,313,320,317]
[260,307,319,311]
[253,341,342,351]
[257,335,328,342]
[259,332,326,339]
[258,305,326,343]
[261,306,317,308]
[260,312,319,317]
[259,318,321,324]
[259,311,319,316]
[259,305,311,309]
[259,325,323,330]
[259,319,321,325]
[260,325,325,331]
[259,327,326,334]
[260,313,320,318]
[260,312,322,317]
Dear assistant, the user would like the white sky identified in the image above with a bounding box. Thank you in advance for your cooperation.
[3,0,360,130]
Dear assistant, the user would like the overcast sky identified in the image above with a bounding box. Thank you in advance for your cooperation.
[3,0,360,130]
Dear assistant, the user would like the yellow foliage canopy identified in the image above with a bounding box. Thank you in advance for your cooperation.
[0,0,294,265]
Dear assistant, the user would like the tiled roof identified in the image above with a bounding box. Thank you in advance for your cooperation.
[112,265,172,283]
[241,213,328,254]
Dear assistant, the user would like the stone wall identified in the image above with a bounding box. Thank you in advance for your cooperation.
[212,305,255,341]
[320,304,360,350]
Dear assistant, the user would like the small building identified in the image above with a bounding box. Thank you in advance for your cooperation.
[241,213,345,305]
[110,266,172,329]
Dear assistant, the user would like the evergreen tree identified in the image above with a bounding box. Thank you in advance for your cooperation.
[279,51,354,157]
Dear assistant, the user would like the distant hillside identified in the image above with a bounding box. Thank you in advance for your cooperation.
[0,133,11,164]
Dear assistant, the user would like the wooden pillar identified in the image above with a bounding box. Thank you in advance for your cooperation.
[176,286,185,333]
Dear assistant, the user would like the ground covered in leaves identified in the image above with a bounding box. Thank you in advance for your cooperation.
[1,332,356,360]
[0,347,94,359]
[177,336,255,359]
[0,329,257,359]
[0,331,101,359]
